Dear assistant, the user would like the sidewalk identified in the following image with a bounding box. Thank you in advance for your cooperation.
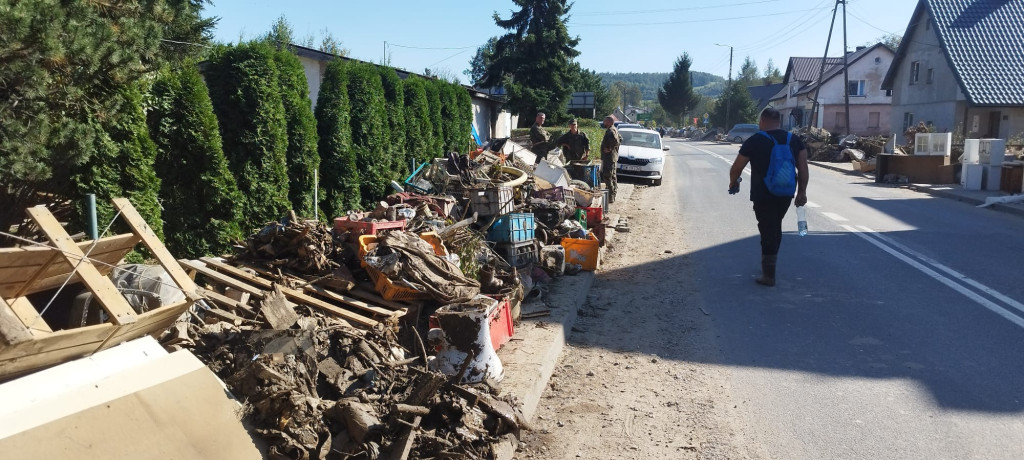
[493,183,635,459]
[810,161,1024,218]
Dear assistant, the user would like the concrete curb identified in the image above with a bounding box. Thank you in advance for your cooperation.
[493,184,633,459]
[809,161,1024,219]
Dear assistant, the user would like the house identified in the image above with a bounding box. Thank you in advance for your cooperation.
[288,44,514,142]
[748,83,786,113]
[769,43,895,136]
[881,0,1024,141]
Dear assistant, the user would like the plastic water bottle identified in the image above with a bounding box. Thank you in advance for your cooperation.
[796,206,808,236]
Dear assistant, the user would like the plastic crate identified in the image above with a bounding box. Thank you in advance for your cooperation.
[486,213,536,243]
[486,295,514,351]
[582,206,603,227]
[334,217,407,236]
[469,186,514,217]
[561,232,600,271]
[532,186,566,203]
[496,240,539,268]
[567,162,600,188]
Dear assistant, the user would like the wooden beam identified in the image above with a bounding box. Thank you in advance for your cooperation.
[196,288,257,317]
[178,260,266,299]
[111,198,199,300]
[12,251,61,298]
[26,207,137,326]
[200,258,395,319]
[0,297,33,345]
[5,297,52,334]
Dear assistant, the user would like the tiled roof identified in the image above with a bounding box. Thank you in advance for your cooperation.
[748,83,786,110]
[795,44,893,96]
[883,0,1024,105]
[929,0,1024,105]
[785,57,844,83]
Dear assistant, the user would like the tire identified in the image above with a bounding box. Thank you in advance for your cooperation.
[652,178,663,186]
[733,136,743,143]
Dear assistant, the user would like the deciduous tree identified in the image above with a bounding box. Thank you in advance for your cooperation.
[711,81,758,128]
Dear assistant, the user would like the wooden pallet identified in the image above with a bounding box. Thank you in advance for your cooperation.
[0,198,199,380]
[179,257,412,329]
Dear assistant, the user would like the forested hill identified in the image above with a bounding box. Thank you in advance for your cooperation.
[598,71,726,99]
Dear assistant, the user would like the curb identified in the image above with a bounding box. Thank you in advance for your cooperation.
[809,161,1024,219]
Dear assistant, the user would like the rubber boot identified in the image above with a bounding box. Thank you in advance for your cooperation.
[756,254,777,287]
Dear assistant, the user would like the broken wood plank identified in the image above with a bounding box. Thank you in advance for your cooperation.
[26,207,138,326]
[196,287,257,317]
[385,415,421,460]
[204,308,245,326]
[179,260,266,299]
[260,285,299,329]
[202,258,396,317]
[112,198,200,300]
[0,297,33,345]
[348,287,416,312]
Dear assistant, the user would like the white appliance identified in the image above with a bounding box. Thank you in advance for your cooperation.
[978,138,1006,166]
[962,163,984,190]
[983,165,1002,191]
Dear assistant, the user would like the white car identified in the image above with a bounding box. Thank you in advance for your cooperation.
[616,128,668,186]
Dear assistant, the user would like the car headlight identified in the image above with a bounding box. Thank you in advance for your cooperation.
[648,157,664,164]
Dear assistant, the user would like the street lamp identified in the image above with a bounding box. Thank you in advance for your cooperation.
[714,43,734,130]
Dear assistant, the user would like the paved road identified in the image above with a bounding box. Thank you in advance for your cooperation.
[662,138,1024,459]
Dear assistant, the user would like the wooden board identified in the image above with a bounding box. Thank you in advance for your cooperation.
[0,297,32,345]
[112,198,199,300]
[4,297,52,335]
[0,234,139,298]
[26,207,138,326]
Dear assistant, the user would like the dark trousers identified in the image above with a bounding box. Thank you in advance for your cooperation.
[753,197,793,256]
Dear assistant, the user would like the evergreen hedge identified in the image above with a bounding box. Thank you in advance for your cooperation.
[347,63,390,208]
[438,81,461,153]
[455,84,475,151]
[378,67,408,178]
[315,60,359,217]
[205,42,291,229]
[402,77,433,165]
[148,66,244,258]
[423,80,444,157]
[274,49,320,219]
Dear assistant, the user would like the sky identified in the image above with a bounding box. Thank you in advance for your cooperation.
[203,0,919,84]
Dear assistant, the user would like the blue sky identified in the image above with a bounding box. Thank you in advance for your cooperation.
[204,0,918,84]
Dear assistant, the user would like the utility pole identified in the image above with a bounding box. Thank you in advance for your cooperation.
[383,41,387,65]
[812,1,840,131]
[715,43,733,129]
[841,0,851,136]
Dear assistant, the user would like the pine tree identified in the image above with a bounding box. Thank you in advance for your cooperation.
[658,54,701,126]
[316,60,359,216]
[402,77,433,165]
[148,65,243,258]
[347,63,390,208]
[711,81,758,128]
[482,0,580,123]
[205,41,291,229]
[378,67,409,179]
[275,49,320,218]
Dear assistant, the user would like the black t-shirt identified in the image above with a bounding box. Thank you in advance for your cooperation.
[738,129,804,201]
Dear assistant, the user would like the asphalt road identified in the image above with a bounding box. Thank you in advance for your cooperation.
[658,138,1024,459]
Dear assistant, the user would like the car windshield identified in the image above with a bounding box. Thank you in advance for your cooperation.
[620,131,662,149]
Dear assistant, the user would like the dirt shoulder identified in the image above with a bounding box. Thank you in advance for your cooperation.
[515,183,769,460]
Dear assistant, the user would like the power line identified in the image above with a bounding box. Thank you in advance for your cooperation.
[426,49,473,69]
[572,0,782,17]
[388,43,476,51]
[573,7,829,27]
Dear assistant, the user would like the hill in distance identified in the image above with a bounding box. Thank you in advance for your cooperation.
[598,71,727,99]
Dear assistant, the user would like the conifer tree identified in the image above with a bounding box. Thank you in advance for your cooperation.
[274,49,320,218]
[402,77,433,164]
[658,53,701,126]
[205,42,291,228]
[316,60,359,216]
[148,66,244,258]
[455,85,474,151]
[347,63,390,208]
[424,80,444,156]
[378,67,409,178]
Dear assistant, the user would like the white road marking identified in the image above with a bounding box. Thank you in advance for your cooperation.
[842,225,1024,330]
[857,225,1024,317]
[821,212,848,222]
[681,143,750,176]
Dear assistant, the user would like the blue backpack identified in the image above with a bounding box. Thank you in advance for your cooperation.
[759,131,797,196]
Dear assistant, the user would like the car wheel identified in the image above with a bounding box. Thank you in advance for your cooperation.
[733,136,743,143]
[652,178,662,186]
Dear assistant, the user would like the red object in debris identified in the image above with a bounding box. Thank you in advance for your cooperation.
[428,295,514,352]
[582,206,603,228]
[334,217,406,236]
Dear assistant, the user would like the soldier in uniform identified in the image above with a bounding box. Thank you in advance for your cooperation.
[600,116,622,203]
[555,118,590,162]
[530,112,551,163]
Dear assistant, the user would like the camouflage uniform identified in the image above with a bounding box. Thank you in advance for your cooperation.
[530,122,551,161]
[601,126,622,202]
[555,131,591,162]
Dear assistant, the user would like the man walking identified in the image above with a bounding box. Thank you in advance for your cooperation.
[555,118,590,162]
[530,112,551,162]
[728,107,808,286]
[601,116,622,203]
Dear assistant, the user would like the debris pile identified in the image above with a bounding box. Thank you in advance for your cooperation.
[794,127,890,165]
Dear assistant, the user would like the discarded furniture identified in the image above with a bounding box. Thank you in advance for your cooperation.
[875,154,955,184]
[0,198,199,380]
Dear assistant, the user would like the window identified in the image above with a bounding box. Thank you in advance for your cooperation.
[885,89,893,97]
[910,61,921,84]
[848,80,866,96]
[868,112,880,128]
[790,84,798,96]
[903,112,914,131]
[927,68,935,84]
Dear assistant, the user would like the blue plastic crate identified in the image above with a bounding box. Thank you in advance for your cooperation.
[567,162,600,188]
[486,213,536,243]
[496,240,539,268]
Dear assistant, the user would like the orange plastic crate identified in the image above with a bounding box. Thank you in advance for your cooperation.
[561,231,600,271]
[360,232,448,300]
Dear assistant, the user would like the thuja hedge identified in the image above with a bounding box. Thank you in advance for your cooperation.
[315,59,359,217]
[275,49,320,219]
